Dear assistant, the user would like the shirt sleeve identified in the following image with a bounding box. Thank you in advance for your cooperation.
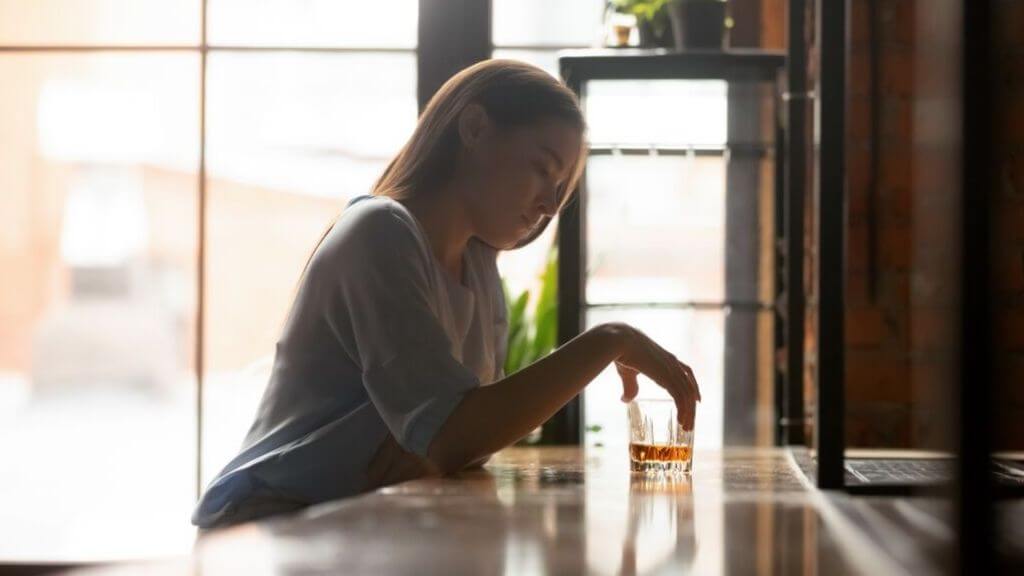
[316,202,479,457]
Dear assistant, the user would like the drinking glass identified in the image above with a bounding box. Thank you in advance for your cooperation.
[627,398,695,474]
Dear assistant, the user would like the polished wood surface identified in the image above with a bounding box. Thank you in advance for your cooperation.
[72,446,978,575]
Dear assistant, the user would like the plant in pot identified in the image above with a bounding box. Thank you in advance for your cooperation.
[609,0,674,48]
[667,0,729,50]
[503,246,558,445]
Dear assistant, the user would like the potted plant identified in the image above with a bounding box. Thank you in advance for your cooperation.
[609,0,675,48]
[503,246,559,445]
[667,0,728,50]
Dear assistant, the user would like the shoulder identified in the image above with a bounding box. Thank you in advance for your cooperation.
[339,196,419,244]
[299,194,436,291]
[312,196,431,276]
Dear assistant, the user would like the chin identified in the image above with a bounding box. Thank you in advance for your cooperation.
[475,235,508,251]
[495,235,524,251]
[476,225,531,251]
[496,236,520,251]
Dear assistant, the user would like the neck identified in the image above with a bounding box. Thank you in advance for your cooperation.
[398,183,474,279]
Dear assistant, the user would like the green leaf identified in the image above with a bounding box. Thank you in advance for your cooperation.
[505,325,529,375]
[504,287,532,375]
[529,248,559,361]
[501,242,561,376]
[610,0,670,22]
[508,288,529,328]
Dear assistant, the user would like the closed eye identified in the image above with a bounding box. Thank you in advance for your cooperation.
[534,159,564,205]
[533,160,553,179]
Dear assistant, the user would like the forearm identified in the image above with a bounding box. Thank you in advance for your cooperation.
[426,323,622,473]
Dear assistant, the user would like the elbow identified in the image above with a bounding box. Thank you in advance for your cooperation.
[425,445,462,476]
[425,438,480,476]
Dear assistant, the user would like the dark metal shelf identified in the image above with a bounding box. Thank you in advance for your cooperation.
[559,49,786,82]
[584,301,773,312]
[587,143,775,157]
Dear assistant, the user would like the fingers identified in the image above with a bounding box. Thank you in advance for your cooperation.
[649,343,696,431]
[678,360,701,402]
[675,361,700,432]
[639,337,693,430]
[668,359,696,431]
[616,362,640,402]
[615,324,700,432]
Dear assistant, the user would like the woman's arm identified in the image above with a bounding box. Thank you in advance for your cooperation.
[425,322,701,475]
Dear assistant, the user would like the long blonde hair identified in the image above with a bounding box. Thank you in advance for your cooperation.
[373,59,587,224]
[296,59,587,294]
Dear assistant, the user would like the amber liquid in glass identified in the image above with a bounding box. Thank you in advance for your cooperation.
[629,442,692,473]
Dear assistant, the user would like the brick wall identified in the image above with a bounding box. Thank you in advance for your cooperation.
[799,0,1024,449]
[800,0,919,448]
[910,0,959,451]
[844,0,916,447]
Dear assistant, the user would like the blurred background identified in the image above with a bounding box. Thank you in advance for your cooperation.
[0,3,774,561]
[9,0,1020,568]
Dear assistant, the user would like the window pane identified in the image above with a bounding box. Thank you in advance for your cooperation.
[586,154,726,304]
[0,53,199,559]
[491,49,561,78]
[492,0,604,47]
[585,80,728,147]
[202,52,417,485]
[584,308,725,449]
[0,0,199,46]
[208,0,417,48]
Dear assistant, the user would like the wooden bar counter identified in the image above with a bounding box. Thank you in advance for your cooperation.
[73,447,965,575]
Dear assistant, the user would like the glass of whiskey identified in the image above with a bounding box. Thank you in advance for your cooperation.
[627,398,694,475]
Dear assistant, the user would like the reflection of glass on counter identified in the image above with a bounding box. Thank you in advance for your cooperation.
[619,474,698,575]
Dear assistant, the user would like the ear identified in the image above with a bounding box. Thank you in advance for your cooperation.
[457,103,490,151]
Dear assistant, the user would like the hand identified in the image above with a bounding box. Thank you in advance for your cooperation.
[601,322,701,430]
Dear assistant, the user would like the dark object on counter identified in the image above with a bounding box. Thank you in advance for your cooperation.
[667,0,727,50]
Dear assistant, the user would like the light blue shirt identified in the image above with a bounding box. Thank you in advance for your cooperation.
[192,195,508,528]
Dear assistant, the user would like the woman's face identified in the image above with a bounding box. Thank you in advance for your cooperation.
[457,107,583,250]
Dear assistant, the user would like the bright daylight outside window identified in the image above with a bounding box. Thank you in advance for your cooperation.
[582,80,729,451]
[3,0,744,563]
[0,0,417,560]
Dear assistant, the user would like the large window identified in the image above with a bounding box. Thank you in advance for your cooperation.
[491,0,605,77]
[0,2,417,560]
[557,68,778,450]
[202,49,417,488]
[579,81,732,450]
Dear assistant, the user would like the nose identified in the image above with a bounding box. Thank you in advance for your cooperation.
[533,185,560,219]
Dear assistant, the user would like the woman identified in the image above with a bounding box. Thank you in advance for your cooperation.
[193,59,701,530]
